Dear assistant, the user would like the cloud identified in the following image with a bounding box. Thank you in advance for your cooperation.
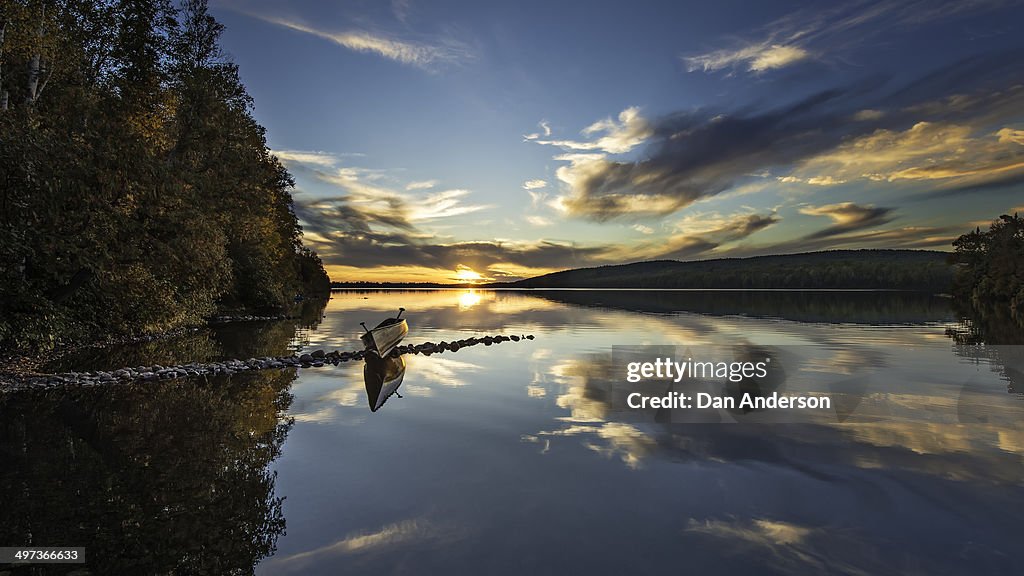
[663,213,780,258]
[791,121,1024,188]
[530,53,1024,220]
[685,43,810,73]
[406,179,438,190]
[298,157,489,229]
[777,175,846,186]
[632,224,654,234]
[536,92,861,220]
[525,107,652,154]
[798,202,894,238]
[250,14,472,69]
[273,150,344,167]
[688,518,815,548]
[524,120,553,139]
[525,189,547,208]
[297,208,616,277]
[391,0,411,23]
[262,518,463,572]
[522,179,547,190]
[739,224,957,257]
[997,127,1024,145]
[683,0,1013,75]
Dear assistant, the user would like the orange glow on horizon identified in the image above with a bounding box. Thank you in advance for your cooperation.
[325,264,560,284]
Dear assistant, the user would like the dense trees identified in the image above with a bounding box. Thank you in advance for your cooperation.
[951,213,1024,314]
[0,0,329,351]
[506,250,954,290]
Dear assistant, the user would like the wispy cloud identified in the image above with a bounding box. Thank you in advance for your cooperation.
[406,179,438,190]
[273,150,356,167]
[262,518,463,573]
[525,107,651,154]
[648,211,780,260]
[249,13,473,69]
[738,218,957,257]
[798,202,894,239]
[522,179,547,190]
[524,120,552,139]
[685,43,810,73]
[684,0,1013,75]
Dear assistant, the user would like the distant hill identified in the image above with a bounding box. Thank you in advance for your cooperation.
[494,250,953,291]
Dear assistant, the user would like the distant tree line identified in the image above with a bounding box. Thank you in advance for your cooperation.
[505,250,954,291]
[0,0,330,352]
[951,213,1024,314]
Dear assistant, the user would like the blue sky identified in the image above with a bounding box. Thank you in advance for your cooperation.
[211,0,1024,282]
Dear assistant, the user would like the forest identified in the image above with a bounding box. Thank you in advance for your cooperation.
[0,0,331,352]
[501,250,955,290]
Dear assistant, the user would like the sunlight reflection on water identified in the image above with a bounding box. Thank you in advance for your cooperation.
[260,289,1023,575]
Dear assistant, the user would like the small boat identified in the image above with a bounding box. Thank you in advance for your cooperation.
[364,354,407,412]
[360,308,409,358]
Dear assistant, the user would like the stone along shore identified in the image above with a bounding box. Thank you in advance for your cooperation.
[1,334,536,391]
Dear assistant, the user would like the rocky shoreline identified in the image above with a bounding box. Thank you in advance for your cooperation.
[0,334,535,392]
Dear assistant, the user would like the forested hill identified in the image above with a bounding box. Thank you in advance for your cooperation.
[498,250,953,290]
[0,0,330,351]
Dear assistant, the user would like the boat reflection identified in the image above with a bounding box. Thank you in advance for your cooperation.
[364,354,407,412]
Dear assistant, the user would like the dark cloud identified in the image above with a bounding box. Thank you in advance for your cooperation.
[554,50,1024,220]
[732,225,958,259]
[653,213,781,260]
[799,203,895,239]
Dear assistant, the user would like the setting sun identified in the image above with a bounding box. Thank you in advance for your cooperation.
[455,267,484,283]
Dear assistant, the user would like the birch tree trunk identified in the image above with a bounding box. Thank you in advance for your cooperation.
[25,6,44,105]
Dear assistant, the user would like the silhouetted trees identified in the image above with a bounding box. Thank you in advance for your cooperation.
[0,0,330,351]
[508,250,953,290]
[951,213,1024,314]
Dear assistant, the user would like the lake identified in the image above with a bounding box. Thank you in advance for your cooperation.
[2,289,1023,575]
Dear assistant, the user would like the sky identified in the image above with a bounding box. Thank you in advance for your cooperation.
[210,0,1024,283]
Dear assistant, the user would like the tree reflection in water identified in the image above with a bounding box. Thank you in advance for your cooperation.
[0,369,295,574]
[0,300,327,574]
[946,303,1024,395]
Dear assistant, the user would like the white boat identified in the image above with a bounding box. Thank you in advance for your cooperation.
[360,308,409,358]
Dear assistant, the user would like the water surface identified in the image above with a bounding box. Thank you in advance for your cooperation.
[2,290,1022,575]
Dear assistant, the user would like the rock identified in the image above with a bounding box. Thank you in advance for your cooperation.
[510,335,520,341]
[526,335,534,340]
[311,349,325,359]
[299,353,313,363]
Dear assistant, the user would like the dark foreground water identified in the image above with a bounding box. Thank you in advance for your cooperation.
[2,290,1023,575]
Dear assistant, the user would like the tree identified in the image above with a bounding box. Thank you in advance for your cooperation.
[0,0,330,352]
[951,213,1024,313]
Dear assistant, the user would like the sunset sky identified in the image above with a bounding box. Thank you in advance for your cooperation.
[211,0,1024,282]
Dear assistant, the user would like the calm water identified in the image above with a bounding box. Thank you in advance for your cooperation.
[2,290,1023,575]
